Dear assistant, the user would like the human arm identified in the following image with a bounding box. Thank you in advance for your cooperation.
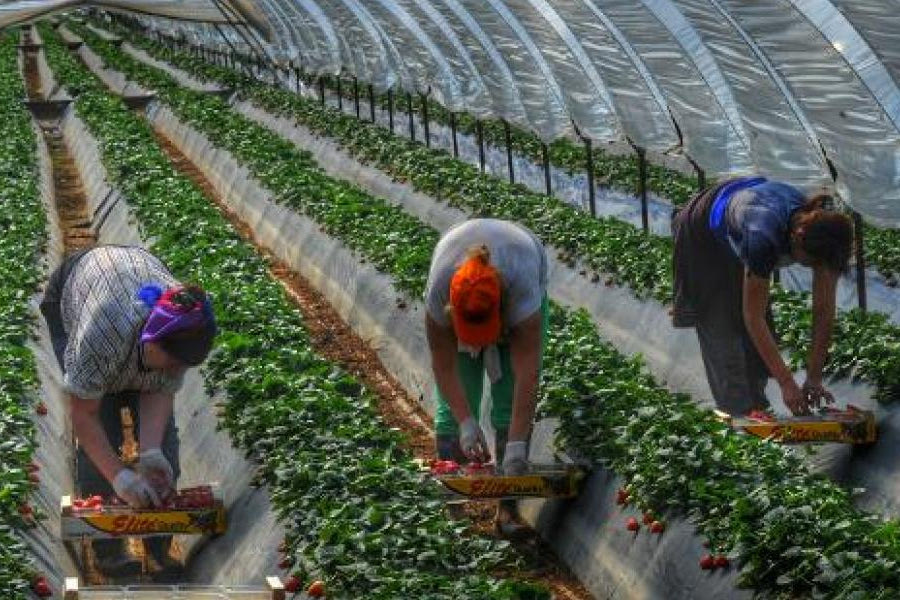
[426,314,488,461]
[804,266,838,405]
[742,271,805,414]
[70,394,127,484]
[138,390,175,500]
[506,310,542,443]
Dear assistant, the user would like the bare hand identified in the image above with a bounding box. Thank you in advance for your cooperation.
[779,378,808,415]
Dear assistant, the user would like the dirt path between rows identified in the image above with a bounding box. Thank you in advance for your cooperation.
[149,126,593,600]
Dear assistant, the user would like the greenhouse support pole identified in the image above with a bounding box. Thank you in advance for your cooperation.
[503,120,515,184]
[421,93,431,148]
[584,137,596,217]
[476,121,486,173]
[387,90,394,133]
[336,77,343,111]
[368,84,376,122]
[853,211,867,311]
[353,77,360,119]
[541,142,552,197]
[407,92,416,142]
[637,146,649,234]
[450,113,459,158]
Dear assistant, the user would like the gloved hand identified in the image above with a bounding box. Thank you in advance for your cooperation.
[112,468,161,508]
[802,379,835,409]
[501,441,529,475]
[459,417,490,463]
[137,448,175,502]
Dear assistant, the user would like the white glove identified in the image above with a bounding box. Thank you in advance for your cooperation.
[501,441,529,475]
[137,448,175,501]
[459,417,490,463]
[112,468,161,508]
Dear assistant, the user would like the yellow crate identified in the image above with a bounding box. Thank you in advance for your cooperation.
[718,407,876,444]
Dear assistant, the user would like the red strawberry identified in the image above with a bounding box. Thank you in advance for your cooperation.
[28,472,40,484]
[615,488,629,505]
[699,554,715,570]
[714,555,730,569]
[642,511,654,525]
[278,557,293,570]
[32,576,51,598]
[36,402,48,416]
[18,503,33,517]
[28,461,40,472]
[650,520,665,534]
[625,517,639,532]
[283,575,301,593]
[307,580,325,597]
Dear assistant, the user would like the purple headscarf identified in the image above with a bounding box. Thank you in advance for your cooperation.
[138,285,217,365]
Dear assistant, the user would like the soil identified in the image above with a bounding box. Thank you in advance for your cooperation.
[150,128,593,599]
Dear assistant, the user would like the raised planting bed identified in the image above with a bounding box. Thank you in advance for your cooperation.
[67,23,900,598]
[40,24,545,599]
[84,21,900,406]
[0,31,51,597]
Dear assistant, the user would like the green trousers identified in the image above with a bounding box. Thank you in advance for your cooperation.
[434,296,549,436]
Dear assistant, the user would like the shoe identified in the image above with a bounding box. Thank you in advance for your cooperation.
[494,501,532,540]
[94,554,143,579]
[151,558,185,584]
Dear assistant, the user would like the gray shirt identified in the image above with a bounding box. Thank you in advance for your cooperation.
[59,246,183,399]
[425,219,547,332]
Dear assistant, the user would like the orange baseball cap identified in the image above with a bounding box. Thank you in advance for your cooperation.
[450,254,501,347]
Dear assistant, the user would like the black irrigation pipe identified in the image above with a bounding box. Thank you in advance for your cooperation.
[353,76,360,119]
[421,92,430,148]
[450,112,459,158]
[476,120,486,173]
[387,89,394,133]
[336,76,343,111]
[406,92,415,142]
[636,145,650,234]
[541,142,552,197]
[584,136,596,218]
[368,84,376,122]
[503,119,514,185]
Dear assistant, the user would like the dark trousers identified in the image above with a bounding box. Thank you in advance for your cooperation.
[672,183,772,416]
[41,250,181,565]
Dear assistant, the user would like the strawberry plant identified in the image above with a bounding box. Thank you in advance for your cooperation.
[0,30,49,597]
[107,23,900,404]
[65,25,900,598]
[41,24,547,599]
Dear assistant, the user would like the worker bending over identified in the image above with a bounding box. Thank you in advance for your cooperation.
[425,218,548,532]
[672,177,851,416]
[40,245,217,579]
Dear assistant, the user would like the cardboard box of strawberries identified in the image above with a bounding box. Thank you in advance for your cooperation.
[60,485,226,538]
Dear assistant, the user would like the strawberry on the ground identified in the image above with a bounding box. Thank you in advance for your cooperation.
[626,517,639,532]
[278,557,293,570]
[714,555,730,569]
[28,461,39,472]
[32,576,51,598]
[28,472,39,484]
[615,488,630,505]
[699,554,715,570]
[650,520,665,534]
[36,402,48,416]
[642,511,654,525]
[283,575,301,593]
[307,580,326,597]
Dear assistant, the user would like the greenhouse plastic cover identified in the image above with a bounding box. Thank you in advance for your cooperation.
[3,1,900,221]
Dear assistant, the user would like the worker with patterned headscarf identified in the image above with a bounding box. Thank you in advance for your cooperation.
[424,218,548,533]
[40,245,217,580]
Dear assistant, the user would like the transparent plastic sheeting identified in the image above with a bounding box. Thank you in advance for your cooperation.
[4,1,900,224]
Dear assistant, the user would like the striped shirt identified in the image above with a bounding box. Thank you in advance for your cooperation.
[60,246,184,399]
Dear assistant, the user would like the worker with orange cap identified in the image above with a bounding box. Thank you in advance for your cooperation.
[425,218,548,531]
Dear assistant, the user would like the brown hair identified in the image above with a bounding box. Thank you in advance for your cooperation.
[793,195,852,273]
